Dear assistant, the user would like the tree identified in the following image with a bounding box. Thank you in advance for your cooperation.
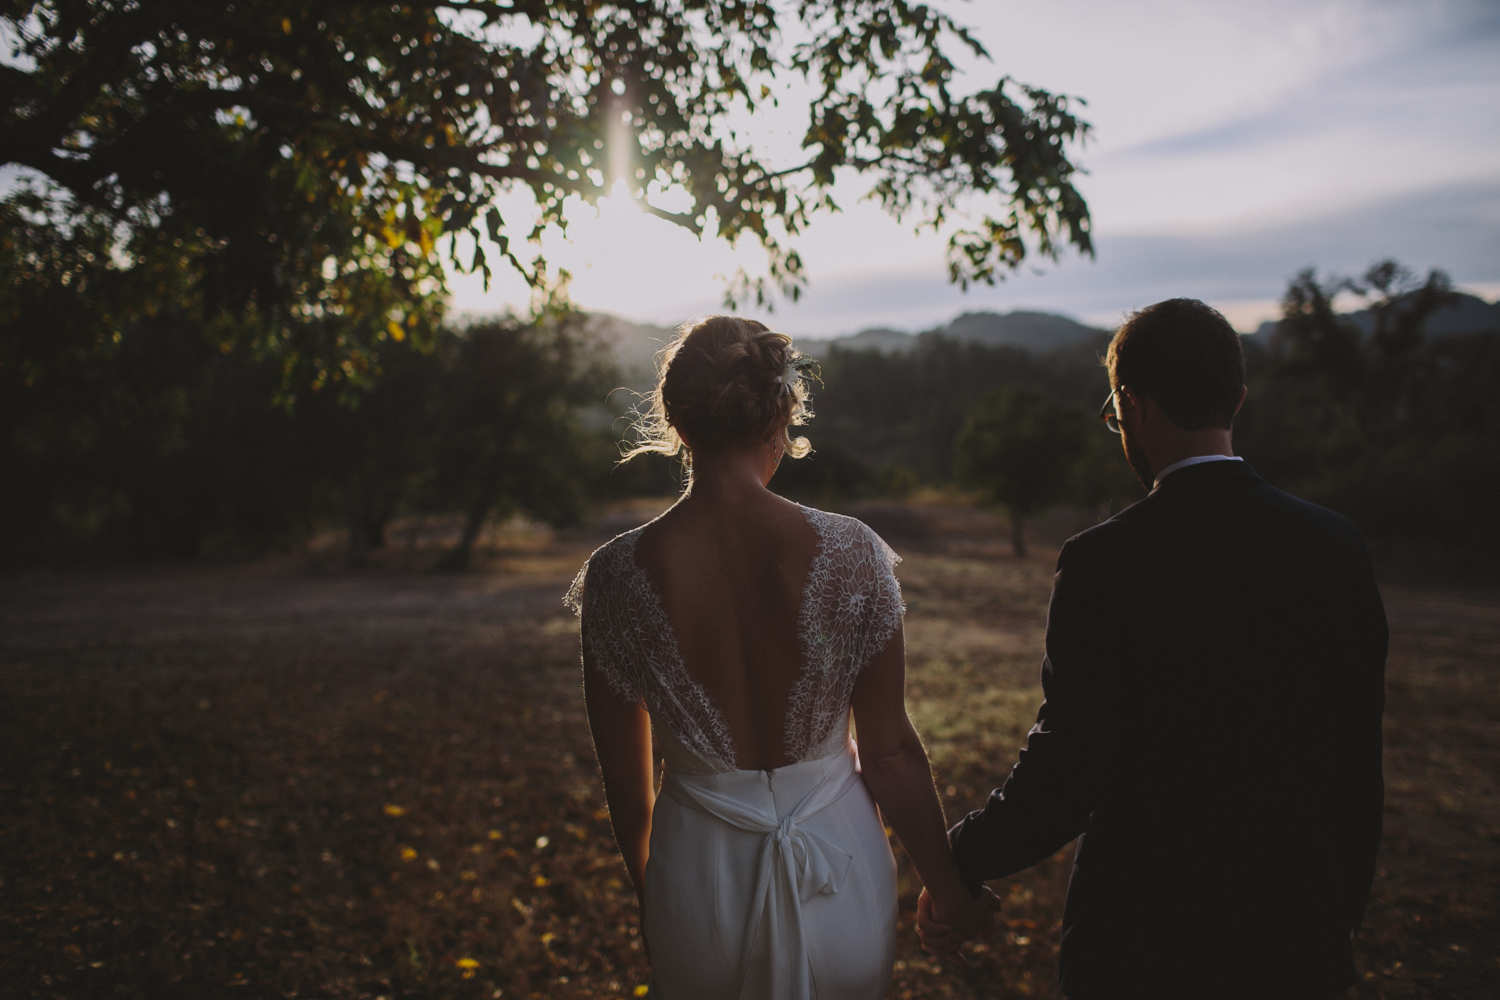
[432,313,614,570]
[0,178,616,566]
[1235,258,1500,555]
[1258,260,1457,472]
[953,386,1090,556]
[310,336,450,567]
[2,0,1092,389]
[298,314,616,569]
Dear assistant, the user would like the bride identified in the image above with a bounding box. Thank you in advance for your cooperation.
[565,316,990,998]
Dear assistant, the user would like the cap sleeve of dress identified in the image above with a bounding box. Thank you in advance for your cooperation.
[854,519,905,673]
[563,542,645,706]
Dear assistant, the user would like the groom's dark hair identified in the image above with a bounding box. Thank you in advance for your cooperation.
[1107,298,1245,430]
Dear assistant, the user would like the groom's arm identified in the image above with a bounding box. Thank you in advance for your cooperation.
[948,535,1117,891]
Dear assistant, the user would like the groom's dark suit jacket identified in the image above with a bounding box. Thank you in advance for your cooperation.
[949,460,1387,1000]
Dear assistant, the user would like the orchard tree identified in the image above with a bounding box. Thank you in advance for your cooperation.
[1272,259,1456,445]
[434,313,614,570]
[1,0,1092,391]
[954,386,1090,557]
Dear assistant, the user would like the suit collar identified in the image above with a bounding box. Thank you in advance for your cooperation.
[1147,457,1261,496]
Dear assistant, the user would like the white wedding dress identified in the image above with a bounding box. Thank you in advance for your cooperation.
[565,506,905,1000]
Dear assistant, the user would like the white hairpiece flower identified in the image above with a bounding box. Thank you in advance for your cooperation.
[774,360,799,394]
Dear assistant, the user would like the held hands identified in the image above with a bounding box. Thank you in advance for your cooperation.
[916,885,1002,961]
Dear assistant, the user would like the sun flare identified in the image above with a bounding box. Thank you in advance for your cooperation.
[537,183,758,317]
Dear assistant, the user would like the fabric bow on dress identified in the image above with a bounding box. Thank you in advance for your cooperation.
[662,750,864,1000]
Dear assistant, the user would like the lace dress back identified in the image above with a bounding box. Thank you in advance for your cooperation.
[564,505,904,774]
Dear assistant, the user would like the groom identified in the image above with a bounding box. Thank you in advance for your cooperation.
[921,299,1388,999]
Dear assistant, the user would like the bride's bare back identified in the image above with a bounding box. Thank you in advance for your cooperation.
[633,490,819,771]
[573,486,904,775]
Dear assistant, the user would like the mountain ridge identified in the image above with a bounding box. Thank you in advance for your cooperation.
[586,293,1500,389]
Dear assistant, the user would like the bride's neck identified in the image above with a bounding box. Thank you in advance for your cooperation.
[682,444,777,508]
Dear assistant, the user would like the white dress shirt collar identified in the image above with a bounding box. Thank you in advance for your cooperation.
[1152,454,1242,490]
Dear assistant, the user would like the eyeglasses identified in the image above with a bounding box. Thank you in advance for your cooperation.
[1099,388,1124,434]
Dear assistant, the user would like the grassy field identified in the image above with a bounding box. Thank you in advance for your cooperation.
[2,503,1496,999]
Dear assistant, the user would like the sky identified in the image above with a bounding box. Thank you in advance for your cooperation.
[449,0,1500,335]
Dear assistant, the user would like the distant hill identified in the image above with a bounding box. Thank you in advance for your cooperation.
[1249,290,1500,341]
[584,292,1500,385]
[815,327,913,354]
[943,310,1107,350]
[585,314,677,391]
[800,309,1108,356]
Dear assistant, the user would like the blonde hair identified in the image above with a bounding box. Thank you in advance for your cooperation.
[622,315,813,468]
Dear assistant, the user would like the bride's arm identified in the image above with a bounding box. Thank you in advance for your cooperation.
[852,625,989,942]
[583,627,655,906]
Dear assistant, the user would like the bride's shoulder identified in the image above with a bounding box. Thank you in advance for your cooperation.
[563,526,645,614]
[798,505,900,572]
[587,525,647,574]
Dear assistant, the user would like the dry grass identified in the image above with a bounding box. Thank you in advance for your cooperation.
[0,502,1495,999]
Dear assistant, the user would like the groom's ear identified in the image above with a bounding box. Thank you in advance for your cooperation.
[1233,384,1247,419]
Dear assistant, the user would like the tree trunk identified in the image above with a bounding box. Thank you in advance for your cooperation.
[446,479,500,571]
[1010,509,1027,558]
[364,517,388,553]
[346,496,371,568]
[346,486,395,567]
[447,506,485,571]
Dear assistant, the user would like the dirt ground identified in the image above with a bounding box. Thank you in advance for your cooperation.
[2,503,1497,999]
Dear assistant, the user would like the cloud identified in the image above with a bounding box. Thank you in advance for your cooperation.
[1106,3,1500,167]
[664,177,1500,336]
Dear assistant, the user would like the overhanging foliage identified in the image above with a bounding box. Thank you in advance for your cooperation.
[2,0,1092,387]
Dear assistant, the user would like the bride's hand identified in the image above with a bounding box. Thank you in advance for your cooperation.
[917,885,1000,961]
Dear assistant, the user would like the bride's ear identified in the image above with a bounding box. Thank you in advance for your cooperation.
[765,422,789,454]
[670,418,695,452]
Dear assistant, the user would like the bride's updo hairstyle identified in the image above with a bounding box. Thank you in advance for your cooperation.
[623,315,813,467]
